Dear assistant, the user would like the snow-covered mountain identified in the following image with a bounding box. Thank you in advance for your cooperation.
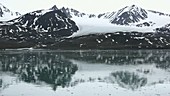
[57,5,112,19]
[110,5,148,25]
[70,4,170,27]
[7,7,78,34]
[0,6,79,48]
[0,4,170,49]
[0,3,21,21]
[101,5,170,27]
[60,6,97,18]
[68,4,170,37]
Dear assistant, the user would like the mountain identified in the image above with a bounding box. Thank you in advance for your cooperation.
[5,9,78,35]
[0,6,79,48]
[59,6,116,19]
[52,5,170,33]
[1,4,170,49]
[106,5,170,27]
[55,4,170,28]
[0,3,21,21]
[110,5,148,25]
[60,6,97,18]
[69,4,170,36]
[50,5,58,10]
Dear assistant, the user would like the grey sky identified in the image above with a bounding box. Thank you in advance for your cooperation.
[1,0,170,14]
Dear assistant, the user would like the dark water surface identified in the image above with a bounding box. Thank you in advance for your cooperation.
[0,49,170,96]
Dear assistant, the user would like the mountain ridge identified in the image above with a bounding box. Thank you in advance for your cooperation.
[0,4,170,49]
[109,5,148,25]
[0,6,79,49]
[0,3,21,21]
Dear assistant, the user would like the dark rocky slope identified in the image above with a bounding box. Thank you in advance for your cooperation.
[0,8,79,49]
[48,32,170,49]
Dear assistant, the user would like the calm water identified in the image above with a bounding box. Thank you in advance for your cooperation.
[0,50,170,96]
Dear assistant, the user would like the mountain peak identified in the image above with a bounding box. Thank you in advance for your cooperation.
[123,4,143,12]
[131,4,136,7]
[110,5,148,25]
[50,5,58,10]
[130,4,138,8]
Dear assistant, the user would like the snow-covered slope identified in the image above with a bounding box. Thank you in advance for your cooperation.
[71,17,153,37]
[0,3,21,21]
[134,10,170,28]
[69,5,170,37]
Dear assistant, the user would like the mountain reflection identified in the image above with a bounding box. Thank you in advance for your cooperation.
[0,52,78,90]
[0,50,170,91]
[63,50,170,69]
[0,79,2,88]
[110,71,147,90]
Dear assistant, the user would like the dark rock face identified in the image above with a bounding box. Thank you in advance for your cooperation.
[104,12,115,19]
[0,8,3,17]
[60,7,97,18]
[136,21,155,27]
[98,12,116,19]
[0,8,79,48]
[155,23,170,33]
[98,13,106,18]
[148,10,170,17]
[60,7,72,18]
[60,6,115,19]
[50,5,58,10]
[110,5,148,25]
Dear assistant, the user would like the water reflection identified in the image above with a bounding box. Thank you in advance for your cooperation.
[62,50,170,70]
[0,79,2,88]
[110,71,147,90]
[0,51,78,90]
[0,50,170,94]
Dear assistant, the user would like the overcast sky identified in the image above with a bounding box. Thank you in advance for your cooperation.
[1,0,170,14]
